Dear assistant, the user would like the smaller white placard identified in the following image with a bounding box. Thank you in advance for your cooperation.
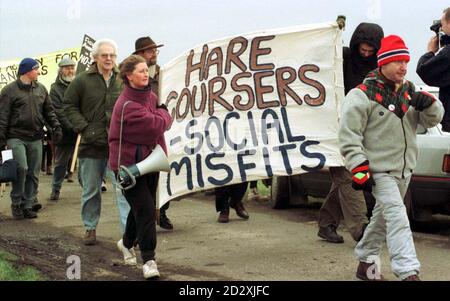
[1,149,13,162]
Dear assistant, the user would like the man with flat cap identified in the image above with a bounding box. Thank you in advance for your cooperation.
[49,57,78,202]
[133,36,174,231]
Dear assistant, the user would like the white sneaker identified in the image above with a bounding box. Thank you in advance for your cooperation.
[117,239,137,266]
[143,260,160,279]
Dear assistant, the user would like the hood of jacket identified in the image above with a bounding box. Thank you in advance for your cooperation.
[349,22,384,54]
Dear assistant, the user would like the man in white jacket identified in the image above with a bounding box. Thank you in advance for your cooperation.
[339,35,444,281]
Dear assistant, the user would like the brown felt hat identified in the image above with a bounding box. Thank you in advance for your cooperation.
[133,36,164,54]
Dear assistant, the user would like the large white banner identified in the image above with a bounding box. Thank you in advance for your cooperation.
[159,21,345,207]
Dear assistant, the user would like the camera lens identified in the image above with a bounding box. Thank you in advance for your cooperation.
[430,20,441,33]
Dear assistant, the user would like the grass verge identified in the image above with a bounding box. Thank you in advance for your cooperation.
[257,180,270,197]
[0,249,44,281]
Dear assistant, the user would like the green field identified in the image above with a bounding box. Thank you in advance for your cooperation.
[0,250,44,281]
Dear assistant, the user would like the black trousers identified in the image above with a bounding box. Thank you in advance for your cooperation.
[123,172,158,263]
[151,173,170,214]
[160,198,170,213]
[215,182,248,212]
[41,141,53,168]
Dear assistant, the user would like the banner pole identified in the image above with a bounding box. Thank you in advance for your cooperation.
[70,134,81,173]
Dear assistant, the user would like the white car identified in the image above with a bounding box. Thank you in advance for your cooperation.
[405,124,450,221]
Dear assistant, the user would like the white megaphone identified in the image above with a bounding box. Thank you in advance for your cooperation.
[117,144,170,190]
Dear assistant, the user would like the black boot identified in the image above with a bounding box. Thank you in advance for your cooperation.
[46,165,53,175]
[230,200,249,219]
[23,208,37,219]
[11,204,24,219]
[49,190,60,201]
[32,202,42,212]
[159,210,173,230]
[217,209,229,223]
[66,172,74,183]
[318,225,344,243]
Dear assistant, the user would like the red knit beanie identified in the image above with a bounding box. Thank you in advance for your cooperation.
[377,35,410,67]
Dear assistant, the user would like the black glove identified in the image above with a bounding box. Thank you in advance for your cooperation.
[409,91,436,111]
[52,127,63,144]
[351,160,376,193]
[157,103,168,111]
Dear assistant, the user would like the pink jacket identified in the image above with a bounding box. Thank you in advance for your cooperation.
[108,84,172,172]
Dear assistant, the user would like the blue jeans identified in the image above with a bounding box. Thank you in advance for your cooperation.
[78,157,107,230]
[7,138,42,209]
[107,167,130,235]
[51,144,74,192]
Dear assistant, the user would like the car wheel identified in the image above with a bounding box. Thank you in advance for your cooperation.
[404,187,422,230]
[404,188,414,222]
[404,186,434,226]
[270,176,290,209]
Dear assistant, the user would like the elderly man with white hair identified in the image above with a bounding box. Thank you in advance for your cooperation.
[64,39,123,245]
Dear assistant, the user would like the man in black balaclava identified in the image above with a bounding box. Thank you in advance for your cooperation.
[317,23,384,244]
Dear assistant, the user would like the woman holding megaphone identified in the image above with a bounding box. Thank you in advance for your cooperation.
[108,55,172,279]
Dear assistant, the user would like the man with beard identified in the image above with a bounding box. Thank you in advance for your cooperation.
[133,36,174,231]
[134,37,163,94]
[49,57,78,201]
[317,23,384,243]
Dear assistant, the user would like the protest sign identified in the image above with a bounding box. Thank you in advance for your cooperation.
[158,21,345,207]
[0,48,79,91]
[76,34,95,75]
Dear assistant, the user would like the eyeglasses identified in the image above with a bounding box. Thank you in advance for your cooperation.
[100,53,117,59]
[145,49,160,55]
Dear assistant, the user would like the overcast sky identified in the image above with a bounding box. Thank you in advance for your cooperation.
[0,0,448,84]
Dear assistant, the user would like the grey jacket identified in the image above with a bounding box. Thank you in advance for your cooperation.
[339,79,443,179]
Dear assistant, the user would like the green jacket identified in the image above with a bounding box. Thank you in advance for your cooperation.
[0,79,60,145]
[63,63,123,158]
